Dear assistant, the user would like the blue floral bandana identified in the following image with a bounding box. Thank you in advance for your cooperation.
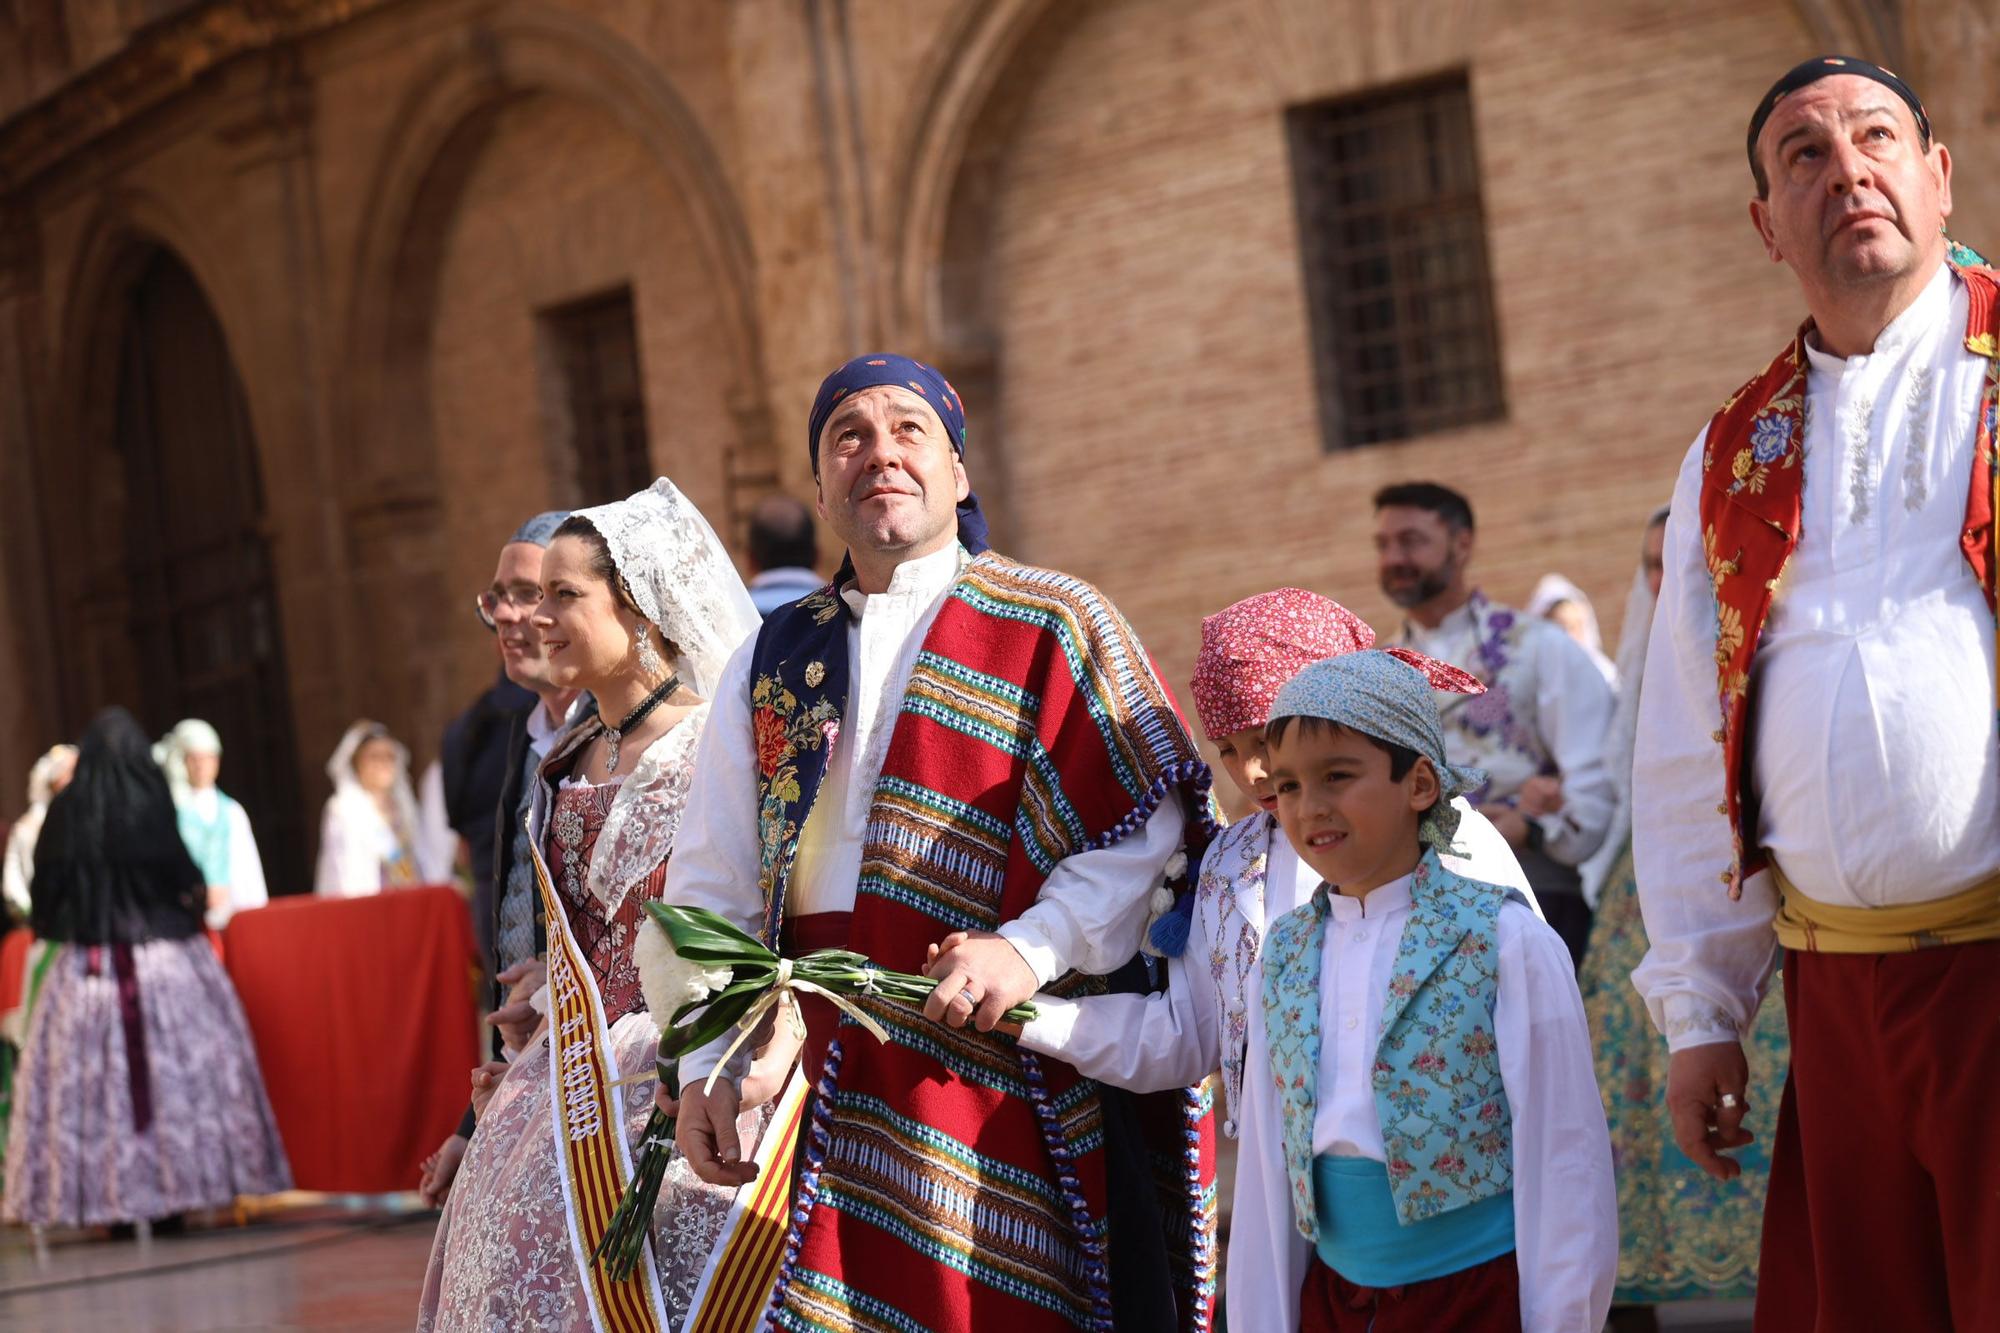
[1267,648,1487,855]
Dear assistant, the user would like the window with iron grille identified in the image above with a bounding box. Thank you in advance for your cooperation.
[1286,73,1506,449]
[541,288,652,504]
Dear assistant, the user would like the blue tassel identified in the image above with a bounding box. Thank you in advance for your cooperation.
[1149,892,1196,957]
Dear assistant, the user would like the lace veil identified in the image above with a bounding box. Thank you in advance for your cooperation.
[569,478,761,698]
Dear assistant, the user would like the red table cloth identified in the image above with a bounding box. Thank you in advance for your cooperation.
[224,887,479,1193]
[0,927,29,1014]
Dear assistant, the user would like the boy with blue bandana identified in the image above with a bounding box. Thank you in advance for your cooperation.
[1232,649,1614,1330]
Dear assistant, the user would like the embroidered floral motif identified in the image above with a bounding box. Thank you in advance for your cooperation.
[1663,1004,1740,1041]
[1728,371,1805,497]
[804,661,826,688]
[1844,391,1878,524]
[1903,364,1934,511]
[1701,527,1741,594]
[750,670,840,905]
[1441,592,1540,791]
[1712,604,1744,669]
[800,588,842,627]
[1192,815,1273,1133]
[1749,412,1790,464]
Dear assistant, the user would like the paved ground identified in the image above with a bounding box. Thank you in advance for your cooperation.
[0,1192,1754,1332]
[0,1196,438,1331]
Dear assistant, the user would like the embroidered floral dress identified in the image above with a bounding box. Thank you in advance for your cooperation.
[418,714,763,1331]
[1580,840,1789,1302]
[4,936,291,1226]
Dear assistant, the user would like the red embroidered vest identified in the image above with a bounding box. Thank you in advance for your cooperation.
[1699,263,2000,894]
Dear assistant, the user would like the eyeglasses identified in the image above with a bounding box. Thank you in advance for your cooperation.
[474,584,544,630]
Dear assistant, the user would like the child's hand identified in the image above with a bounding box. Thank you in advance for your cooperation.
[469,1060,510,1119]
[924,930,1036,1033]
[924,933,973,971]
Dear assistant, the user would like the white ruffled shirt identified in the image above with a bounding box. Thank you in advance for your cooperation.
[671,543,1184,1085]
[1633,262,2000,1049]
[1232,873,1616,1332]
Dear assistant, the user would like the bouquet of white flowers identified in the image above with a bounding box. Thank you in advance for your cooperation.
[594,902,1038,1280]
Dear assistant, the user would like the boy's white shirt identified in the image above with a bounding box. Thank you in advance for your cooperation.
[1231,873,1616,1332]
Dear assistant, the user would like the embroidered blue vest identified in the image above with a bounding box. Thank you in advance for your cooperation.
[1260,849,1512,1233]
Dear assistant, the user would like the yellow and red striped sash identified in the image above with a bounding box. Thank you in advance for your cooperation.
[532,850,670,1333]
[685,1069,807,1332]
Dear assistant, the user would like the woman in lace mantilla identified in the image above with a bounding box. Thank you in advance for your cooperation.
[418,479,795,1332]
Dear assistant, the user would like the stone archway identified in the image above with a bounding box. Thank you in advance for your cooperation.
[339,2,773,731]
[45,241,309,888]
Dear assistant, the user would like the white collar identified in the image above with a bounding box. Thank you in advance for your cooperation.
[839,543,966,617]
[1326,869,1414,921]
[1803,260,1954,373]
[1404,596,1477,644]
[526,697,565,748]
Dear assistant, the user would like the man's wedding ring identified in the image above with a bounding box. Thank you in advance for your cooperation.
[957,986,977,1007]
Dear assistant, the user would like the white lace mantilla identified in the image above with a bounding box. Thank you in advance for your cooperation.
[567,478,763,697]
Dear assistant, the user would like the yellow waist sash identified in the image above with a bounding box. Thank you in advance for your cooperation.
[1772,864,2000,953]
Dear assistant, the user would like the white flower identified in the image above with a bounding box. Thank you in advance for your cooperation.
[635,918,733,1028]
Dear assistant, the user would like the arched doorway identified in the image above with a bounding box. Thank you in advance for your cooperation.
[106,249,307,892]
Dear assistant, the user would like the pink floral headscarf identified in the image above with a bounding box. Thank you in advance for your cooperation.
[1189,588,1374,740]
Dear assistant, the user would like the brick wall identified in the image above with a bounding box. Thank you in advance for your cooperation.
[960,0,1842,721]
[425,91,747,718]
[2,0,1993,849]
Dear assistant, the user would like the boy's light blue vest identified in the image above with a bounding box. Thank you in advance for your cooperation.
[1261,848,1513,1238]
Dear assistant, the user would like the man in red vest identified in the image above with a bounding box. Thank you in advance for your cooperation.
[1632,56,2000,1329]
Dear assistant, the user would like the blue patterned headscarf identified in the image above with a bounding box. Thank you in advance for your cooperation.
[509,509,571,548]
[1268,648,1488,855]
[806,353,990,554]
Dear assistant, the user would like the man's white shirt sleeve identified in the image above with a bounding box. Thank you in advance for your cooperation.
[1630,429,1782,1051]
[664,638,767,1087]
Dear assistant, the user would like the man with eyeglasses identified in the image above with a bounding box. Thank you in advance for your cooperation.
[419,508,586,1206]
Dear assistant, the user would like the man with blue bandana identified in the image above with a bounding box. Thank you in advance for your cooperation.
[669,355,1221,1331]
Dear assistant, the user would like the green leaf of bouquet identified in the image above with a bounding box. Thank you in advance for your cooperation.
[659,990,766,1058]
[643,903,774,964]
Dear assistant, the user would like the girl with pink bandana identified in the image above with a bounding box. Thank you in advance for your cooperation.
[976,589,1533,1325]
